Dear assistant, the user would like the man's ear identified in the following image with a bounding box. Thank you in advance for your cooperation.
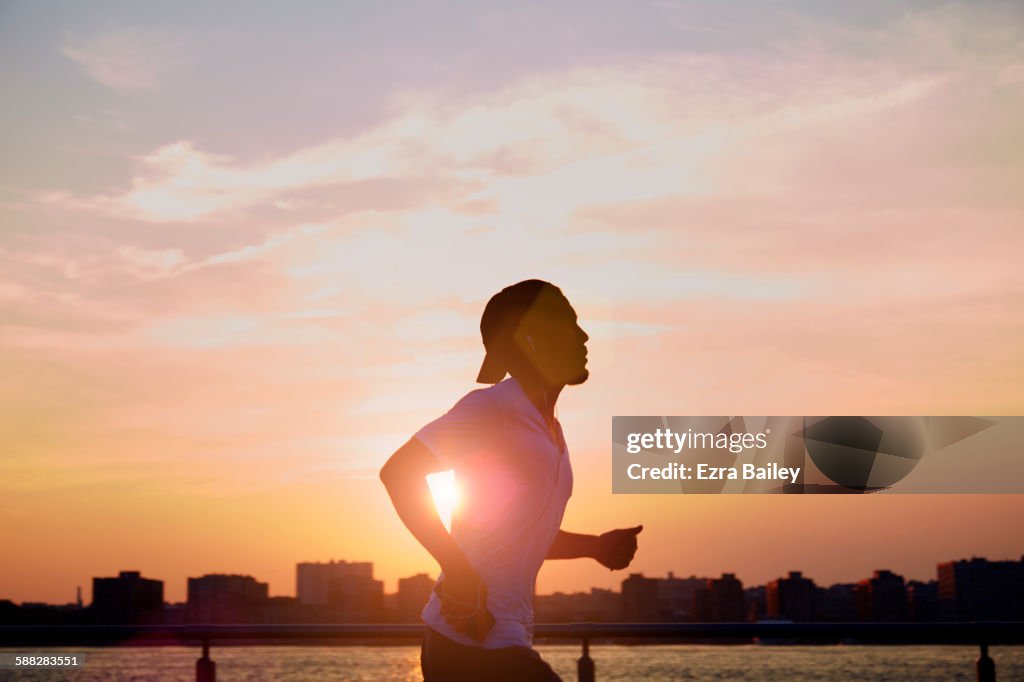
[510,325,533,358]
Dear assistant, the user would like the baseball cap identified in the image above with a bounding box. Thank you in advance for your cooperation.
[476,279,564,383]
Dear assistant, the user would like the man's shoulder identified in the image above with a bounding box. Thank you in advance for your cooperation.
[464,378,520,408]
[446,378,519,420]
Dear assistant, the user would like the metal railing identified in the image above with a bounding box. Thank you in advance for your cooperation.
[3,622,1022,681]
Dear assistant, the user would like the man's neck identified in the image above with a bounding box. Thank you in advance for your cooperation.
[511,372,563,422]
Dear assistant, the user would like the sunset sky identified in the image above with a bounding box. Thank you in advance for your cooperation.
[2,0,1023,605]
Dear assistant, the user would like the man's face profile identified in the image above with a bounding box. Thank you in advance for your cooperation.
[513,290,590,387]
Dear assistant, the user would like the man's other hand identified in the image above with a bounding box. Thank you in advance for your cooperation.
[436,562,495,641]
[593,525,643,570]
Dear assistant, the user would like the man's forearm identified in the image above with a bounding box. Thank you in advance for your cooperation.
[381,472,471,573]
[380,439,473,574]
[546,529,598,560]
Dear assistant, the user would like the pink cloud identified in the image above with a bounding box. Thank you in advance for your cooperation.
[60,28,190,91]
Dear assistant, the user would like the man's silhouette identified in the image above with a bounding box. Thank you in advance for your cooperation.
[381,279,642,682]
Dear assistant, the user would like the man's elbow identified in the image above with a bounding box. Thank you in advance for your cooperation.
[380,438,438,490]
[380,446,413,489]
[379,459,398,488]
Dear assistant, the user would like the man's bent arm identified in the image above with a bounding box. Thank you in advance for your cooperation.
[380,437,474,575]
[548,525,644,570]
[546,529,599,560]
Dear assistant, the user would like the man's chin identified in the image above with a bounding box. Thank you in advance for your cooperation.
[566,369,590,386]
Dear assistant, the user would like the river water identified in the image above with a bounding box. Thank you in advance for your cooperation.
[1,644,1022,681]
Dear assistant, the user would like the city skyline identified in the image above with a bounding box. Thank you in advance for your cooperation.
[6,554,1023,637]
[7,550,1022,607]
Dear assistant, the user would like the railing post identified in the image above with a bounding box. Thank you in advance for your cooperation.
[976,642,995,682]
[577,636,595,682]
[196,638,216,682]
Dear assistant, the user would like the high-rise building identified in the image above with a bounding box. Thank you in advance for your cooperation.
[186,574,269,623]
[766,571,817,622]
[698,573,745,622]
[327,575,384,621]
[817,584,857,622]
[397,573,434,622]
[855,570,906,622]
[744,586,766,622]
[297,560,374,606]
[296,559,383,621]
[938,556,1024,621]
[906,580,940,622]
[620,573,660,622]
[91,571,163,624]
[655,572,708,621]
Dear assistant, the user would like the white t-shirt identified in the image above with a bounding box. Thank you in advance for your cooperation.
[414,376,573,649]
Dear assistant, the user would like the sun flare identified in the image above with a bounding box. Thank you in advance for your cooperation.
[426,470,460,531]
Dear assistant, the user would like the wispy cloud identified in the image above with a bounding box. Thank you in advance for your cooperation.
[6,2,1023,493]
[36,59,946,223]
[60,28,190,91]
[998,62,1024,85]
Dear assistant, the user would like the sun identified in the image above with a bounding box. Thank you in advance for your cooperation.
[426,470,460,531]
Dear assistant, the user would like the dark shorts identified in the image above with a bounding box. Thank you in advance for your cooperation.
[420,627,563,682]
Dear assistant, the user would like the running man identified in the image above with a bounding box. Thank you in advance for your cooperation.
[380,279,643,682]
